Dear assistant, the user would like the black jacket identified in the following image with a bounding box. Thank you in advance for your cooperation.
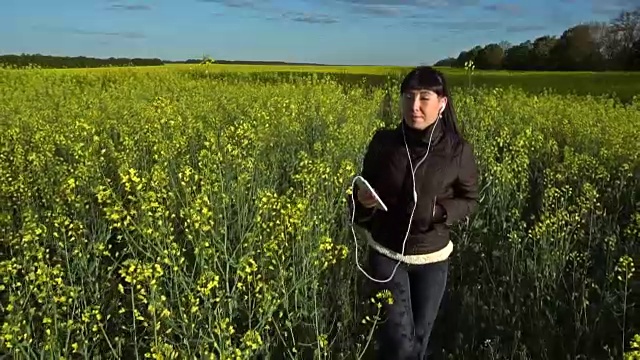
[351,120,479,256]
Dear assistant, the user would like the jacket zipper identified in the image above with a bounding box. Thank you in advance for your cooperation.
[432,195,437,218]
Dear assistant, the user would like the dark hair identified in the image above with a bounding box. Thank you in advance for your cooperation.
[400,66,463,154]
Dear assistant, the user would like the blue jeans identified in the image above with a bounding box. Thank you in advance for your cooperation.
[367,250,449,360]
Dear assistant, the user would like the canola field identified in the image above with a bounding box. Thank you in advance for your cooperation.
[0,66,639,359]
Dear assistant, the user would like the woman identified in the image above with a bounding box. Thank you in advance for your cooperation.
[351,66,479,359]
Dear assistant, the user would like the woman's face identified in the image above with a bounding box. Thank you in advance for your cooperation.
[401,89,446,130]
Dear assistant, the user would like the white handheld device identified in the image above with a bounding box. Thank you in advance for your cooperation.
[353,176,387,211]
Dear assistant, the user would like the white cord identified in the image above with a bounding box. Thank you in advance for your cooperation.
[350,118,440,283]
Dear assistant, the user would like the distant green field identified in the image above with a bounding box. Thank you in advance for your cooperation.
[166,63,412,74]
[57,63,412,75]
[50,63,640,102]
[440,69,640,102]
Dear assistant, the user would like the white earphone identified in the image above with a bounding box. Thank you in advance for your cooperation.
[349,113,442,283]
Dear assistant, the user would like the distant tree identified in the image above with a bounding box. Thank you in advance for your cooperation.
[475,43,505,69]
[530,35,558,70]
[200,54,216,65]
[550,24,605,70]
[503,40,533,70]
[454,45,482,67]
[499,40,513,52]
[607,8,640,69]
[434,57,456,66]
[631,38,640,69]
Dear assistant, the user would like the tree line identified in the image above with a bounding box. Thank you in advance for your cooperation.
[435,7,640,71]
[0,53,340,69]
[0,54,165,69]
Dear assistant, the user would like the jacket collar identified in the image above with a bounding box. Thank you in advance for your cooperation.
[398,118,445,148]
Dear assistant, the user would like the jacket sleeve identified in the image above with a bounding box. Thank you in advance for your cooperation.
[348,131,382,228]
[437,141,479,226]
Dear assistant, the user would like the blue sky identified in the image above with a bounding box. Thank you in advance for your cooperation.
[0,0,634,65]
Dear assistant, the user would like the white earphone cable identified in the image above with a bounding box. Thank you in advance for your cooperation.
[349,116,440,283]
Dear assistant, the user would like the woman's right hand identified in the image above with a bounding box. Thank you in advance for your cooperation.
[357,187,378,209]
